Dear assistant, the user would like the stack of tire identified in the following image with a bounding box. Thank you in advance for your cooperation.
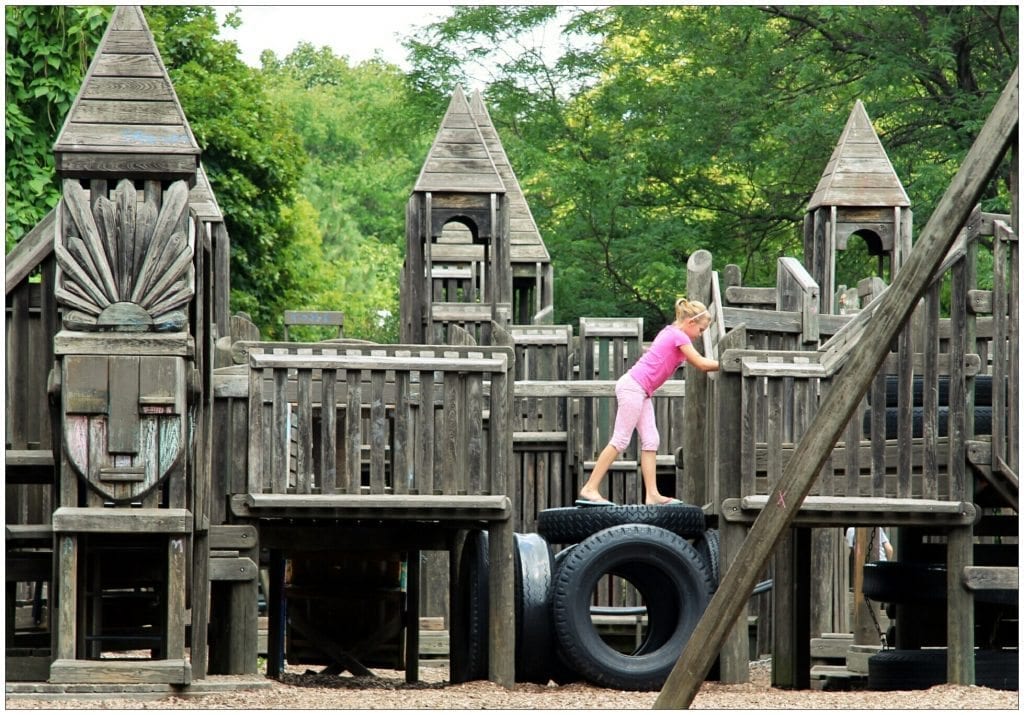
[862,560,1018,691]
[451,503,721,690]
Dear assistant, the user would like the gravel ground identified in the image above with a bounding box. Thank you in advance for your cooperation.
[5,659,1018,710]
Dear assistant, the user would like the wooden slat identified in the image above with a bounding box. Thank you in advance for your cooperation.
[250,352,506,374]
[51,507,192,533]
[72,99,182,125]
[6,206,57,294]
[59,123,196,151]
[231,493,512,521]
[962,566,1018,591]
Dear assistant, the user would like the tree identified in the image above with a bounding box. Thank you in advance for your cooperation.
[258,42,437,340]
[144,6,311,333]
[407,6,1017,334]
[5,6,108,250]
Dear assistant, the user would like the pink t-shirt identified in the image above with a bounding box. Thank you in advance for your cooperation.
[628,324,691,396]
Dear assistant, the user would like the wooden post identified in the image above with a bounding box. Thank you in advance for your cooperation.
[487,518,515,687]
[684,249,713,506]
[654,67,1017,709]
[712,326,748,683]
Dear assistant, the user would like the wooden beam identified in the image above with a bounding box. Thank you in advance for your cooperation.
[963,566,1018,591]
[654,67,1018,709]
[5,206,56,294]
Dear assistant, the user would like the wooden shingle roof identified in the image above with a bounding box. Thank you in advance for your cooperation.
[413,86,505,194]
[469,91,550,264]
[806,100,909,211]
[53,5,200,182]
[189,164,222,222]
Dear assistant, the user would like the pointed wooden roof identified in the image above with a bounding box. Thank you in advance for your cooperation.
[413,86,505,193]
[469,90,550,263]
[807,100,909,211]
[53,6,200,182]
[189,164,222,222]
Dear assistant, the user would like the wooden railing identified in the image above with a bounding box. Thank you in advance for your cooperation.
[215,343,514,501]
[712,208,1016,521]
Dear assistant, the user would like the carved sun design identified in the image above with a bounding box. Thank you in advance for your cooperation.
[56,178,195,332]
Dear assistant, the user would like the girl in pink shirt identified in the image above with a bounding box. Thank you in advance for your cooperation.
[577,298,719,506]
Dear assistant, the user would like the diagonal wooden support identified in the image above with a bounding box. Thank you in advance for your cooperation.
[654,66,1018,709]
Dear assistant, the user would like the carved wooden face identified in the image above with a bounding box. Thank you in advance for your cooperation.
[62,354,186,503]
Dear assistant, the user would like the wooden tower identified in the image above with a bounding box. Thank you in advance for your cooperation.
[804,100,912,314]
[468,90,554,325]
[48,6,203,685]
[401,86,554,344]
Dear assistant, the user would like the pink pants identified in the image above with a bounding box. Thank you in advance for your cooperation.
[609,373,659,452]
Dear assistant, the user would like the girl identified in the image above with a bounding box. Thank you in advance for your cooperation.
[577,298,719,506]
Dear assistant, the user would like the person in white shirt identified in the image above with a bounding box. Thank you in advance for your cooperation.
[846,526,893,562]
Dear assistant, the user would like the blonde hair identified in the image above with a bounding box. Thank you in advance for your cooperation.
[674,297,709,323]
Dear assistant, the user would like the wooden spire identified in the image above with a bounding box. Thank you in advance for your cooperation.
[52,6,200,182]
[469,90,550,263]
[413,86,505,193]
[806,100,909,210]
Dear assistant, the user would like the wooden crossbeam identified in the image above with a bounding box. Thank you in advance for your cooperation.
[655,67,1018,709]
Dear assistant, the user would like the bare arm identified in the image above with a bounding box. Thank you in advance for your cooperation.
[680,342,719,372]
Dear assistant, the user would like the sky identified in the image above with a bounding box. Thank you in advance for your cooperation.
[214,5,453,69]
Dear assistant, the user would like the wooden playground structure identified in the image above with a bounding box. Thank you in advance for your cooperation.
[5,7,1018,697]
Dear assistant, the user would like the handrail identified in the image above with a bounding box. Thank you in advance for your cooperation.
[6,205,57,295]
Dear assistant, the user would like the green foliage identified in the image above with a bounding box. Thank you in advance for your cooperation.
[5,5,108,250]
[408,5,1017,334]
[258,42,436,341]
[6,6,1016,342]
[145,6,309,333]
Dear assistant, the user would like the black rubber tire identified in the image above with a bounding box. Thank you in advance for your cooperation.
[537,503,705,544]
[862,406,992,439]
[514,532,555,684]
[693,528,721,589]
[863,561,1017,606]
[875,374,995,408]
[552,523,714,691]
[868,649,1018,691]
[450,530,489,683]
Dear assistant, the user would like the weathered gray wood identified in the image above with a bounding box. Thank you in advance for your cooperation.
[231,493,511,521]
[962,565,1018,590]
[209,524,257,551]
[55,536,76,661]
[655,67,1017,709]
[167,535,187,659]
[5,207,56,293]
[684,250,713,506]
[209,557,258,581]
[52,507,192,533]
[50,658,190,685]
[487,519,515,687]
[713,327,750,683]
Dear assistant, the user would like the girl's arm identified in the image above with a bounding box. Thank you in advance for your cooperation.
[680,342,719,372]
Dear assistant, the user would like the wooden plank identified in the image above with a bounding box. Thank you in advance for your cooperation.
[962,566,1018,591]
[51,507,192,533]
[49,658,190,685]
[231,493,511,521]
[59,123,197,151]
[514,380,685,398]
[209,557,258,582]
[727,495,975,516]
[72,99,182,125]
[5,206,56,294]
[209,524,257,551]
[655,67,1018,709]
[250,352,506,374]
